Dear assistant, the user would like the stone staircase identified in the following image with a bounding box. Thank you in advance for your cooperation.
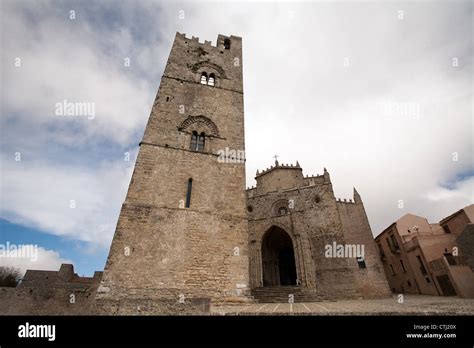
[251,286,329,303]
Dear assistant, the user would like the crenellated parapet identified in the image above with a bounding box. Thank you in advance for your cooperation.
[175,32,241,52]
[249,161,333,196]
[255,160,301,178]
[336,187,363,205]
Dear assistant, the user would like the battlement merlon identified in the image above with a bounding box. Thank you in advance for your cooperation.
[353,187,362,204]
[255,160,302,179]
[336,188,363,205]
[175,32,242,50]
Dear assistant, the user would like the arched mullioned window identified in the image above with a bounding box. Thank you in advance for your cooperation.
[200,72,208,84]
[199,72,216,87]
[190,131,198,150]
[208,73,215,86]
[190,131,205,152]
[197,132,205,151]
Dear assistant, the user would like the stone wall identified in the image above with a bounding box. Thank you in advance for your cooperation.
[0,264,101,315]
[336,196,391,298]
[458,224,474,270]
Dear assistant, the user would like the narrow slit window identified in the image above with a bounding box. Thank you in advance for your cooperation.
[417,255,427,275]
[185,178,193,208]
[390,234,399,250]
[224,38,231,50]
[400,260,406,272]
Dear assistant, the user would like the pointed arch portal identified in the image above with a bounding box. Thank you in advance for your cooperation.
[261,226,297,286]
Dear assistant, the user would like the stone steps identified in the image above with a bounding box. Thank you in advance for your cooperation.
[251,286,329,303]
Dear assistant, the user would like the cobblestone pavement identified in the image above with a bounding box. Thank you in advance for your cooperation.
[211,295,474,315]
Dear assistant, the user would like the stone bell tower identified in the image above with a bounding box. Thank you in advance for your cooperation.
[96,32,250,314]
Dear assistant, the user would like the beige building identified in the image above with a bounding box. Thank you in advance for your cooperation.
[375,205,474,298]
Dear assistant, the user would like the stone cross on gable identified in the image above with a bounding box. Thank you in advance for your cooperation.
[273,154,279,165]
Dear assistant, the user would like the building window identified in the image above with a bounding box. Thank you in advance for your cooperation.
[224,38,231,50]
[200,72,208,84]
[442,224,451,234]
[417,255,427,275]
[390,234,400,250]
[386,236,399,254]
[444,253,456,266]
[197,132,205,151]
[357,256,366,269]
[185,178,193,208]
[208,73,215,86]
[407,280,412,287]
[190,131,198,150]
[390,264,396,275]
[425,277,431,283]
[378,243,386,261]
[400,260,406,272]
[190,131,205,152]
[278,206,288,215]
[199,72,216,87]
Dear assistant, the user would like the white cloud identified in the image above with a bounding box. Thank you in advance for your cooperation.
[2,1,156,146]
[0,0,472,248]
[425,177,474,204]
[0,155,135,246]
[0,244,72,276]
[166,1,473,233]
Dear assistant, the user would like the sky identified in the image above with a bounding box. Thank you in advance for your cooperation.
[0,0,472,276]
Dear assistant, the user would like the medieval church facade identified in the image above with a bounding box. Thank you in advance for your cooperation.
[0,32,390,315]
[94,33,390,314]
